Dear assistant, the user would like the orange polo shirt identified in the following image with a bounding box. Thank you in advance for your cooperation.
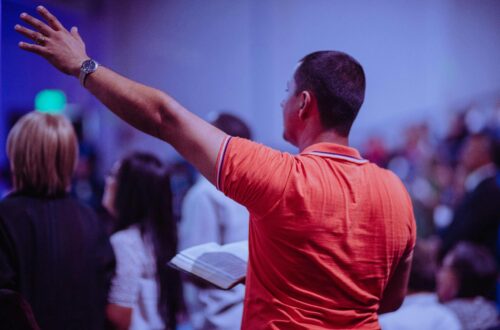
[216,137,416,329]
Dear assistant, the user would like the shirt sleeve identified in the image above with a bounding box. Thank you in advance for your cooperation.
[108,231,142,307]
[216,137,295,217]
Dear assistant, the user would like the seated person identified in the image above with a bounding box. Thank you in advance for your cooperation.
[437,242,499,330]
[379,239,461,330]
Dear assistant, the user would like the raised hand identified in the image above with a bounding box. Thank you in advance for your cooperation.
[15,6,89,76]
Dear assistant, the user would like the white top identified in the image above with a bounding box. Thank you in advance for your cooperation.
[379,293,462,330]
[108,225,164,330]
[180,176,249,330]
[445,297,499,330]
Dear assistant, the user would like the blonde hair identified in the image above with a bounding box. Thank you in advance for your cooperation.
[7,112,78,196]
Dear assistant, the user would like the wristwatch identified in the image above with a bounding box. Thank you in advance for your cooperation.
[79,59,99,87]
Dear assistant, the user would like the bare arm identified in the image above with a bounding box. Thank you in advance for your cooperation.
[378,250,413,314]
[15,6,225,183]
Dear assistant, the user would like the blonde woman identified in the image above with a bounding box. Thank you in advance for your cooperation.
[0,112,115,330]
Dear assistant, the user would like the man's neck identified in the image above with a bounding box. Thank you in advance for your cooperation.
[297,130,349,152]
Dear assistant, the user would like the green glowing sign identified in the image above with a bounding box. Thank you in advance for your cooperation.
[35,89,67,114]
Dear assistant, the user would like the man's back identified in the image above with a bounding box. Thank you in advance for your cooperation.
[218,138,416,329]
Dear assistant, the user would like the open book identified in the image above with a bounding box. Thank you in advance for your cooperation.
[169,240,248,290]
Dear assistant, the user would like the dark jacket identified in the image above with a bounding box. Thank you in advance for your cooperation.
[0,192,115,330]
[440,175,500,261]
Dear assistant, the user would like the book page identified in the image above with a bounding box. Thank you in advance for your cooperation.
[219,240,248,262]
[193,251,246,281]
[180,242,221,260]
[170,240,248,289]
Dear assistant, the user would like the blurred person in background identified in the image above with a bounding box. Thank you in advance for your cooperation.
[71,117,105,212]
[379,239,461,330]
[440,111,469,169]
[0,111,115,330]
[437,242,499,330]
[180,113,251,330]
[103,152,183,330]
[439,132,500,265]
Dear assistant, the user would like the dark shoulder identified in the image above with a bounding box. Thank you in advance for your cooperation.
[0,193,97,223]
[477,176,500,191]
[470,177,500,202]
[0,193,36,218]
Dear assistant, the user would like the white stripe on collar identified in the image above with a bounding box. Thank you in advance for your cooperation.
[305,151,368,164]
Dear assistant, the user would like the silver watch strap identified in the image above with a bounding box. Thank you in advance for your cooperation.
[79,59,99,87]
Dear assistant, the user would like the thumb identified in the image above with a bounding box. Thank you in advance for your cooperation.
[70,26,83,42]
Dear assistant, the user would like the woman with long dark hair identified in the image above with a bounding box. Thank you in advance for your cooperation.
[104,152,182,330]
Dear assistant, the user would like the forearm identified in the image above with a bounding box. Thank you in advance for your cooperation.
[84,66,224,182]
[85,66,179,141]
[378,251,412,314]
[16,6,226,184]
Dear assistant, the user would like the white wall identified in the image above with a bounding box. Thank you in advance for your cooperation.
[93,0,500,168]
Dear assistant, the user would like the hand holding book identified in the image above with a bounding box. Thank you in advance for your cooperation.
[169,240,248,290]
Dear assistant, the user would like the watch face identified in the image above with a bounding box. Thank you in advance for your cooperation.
[82,59,97,73]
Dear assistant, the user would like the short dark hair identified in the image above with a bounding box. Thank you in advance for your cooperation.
[448,242,498,299]
[211,113,252,139]
[294,51,366,136]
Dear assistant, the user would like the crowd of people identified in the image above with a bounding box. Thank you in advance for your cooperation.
[1,5,499,330]
[2,105,500,330]
[363,102,500,329]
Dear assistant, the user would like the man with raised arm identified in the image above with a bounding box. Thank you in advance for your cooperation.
[16,6,416,329]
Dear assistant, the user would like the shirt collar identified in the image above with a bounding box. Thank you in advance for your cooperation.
[301,142,368,164]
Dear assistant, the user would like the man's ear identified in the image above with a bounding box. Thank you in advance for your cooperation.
[298,91,312,120]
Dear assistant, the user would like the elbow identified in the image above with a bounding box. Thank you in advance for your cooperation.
[378,298,404,314]
[154,91,181,141]
[378,292,405,314]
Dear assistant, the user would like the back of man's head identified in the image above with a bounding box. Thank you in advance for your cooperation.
[211,113,252,140]
[294,51,366,137]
